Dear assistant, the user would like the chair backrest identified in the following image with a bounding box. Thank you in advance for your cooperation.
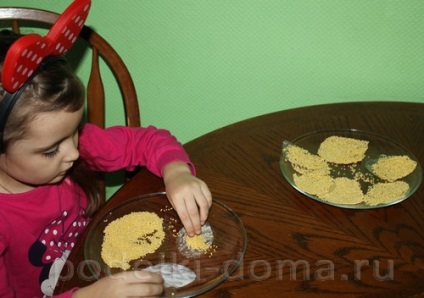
[0,7,141,199]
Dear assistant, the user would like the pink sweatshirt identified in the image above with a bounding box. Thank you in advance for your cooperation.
[0,123,193,298]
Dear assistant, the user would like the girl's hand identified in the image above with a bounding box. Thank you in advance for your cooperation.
[72,271,163,298]
[162,161,213,236]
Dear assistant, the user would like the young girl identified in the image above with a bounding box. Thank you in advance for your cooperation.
[0,28,212,298]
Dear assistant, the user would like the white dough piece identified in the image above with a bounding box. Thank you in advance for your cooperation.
[143,263,196,288]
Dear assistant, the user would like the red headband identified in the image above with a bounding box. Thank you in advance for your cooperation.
[1,0,91,93]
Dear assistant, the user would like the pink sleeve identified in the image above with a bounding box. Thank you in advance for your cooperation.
[78,124,196,177]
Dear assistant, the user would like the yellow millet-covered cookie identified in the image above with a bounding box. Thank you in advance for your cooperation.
[283,143,330,175]
[320,177,364,204]
[177,223,215,258]
[293,172,334,197]
[371,155,417,182]
[185,233,212,251]
[364,181,410,205]
[318,136,369,164]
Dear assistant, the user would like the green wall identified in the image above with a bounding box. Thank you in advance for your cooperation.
[3,0,424,143]
[2,0,424,195]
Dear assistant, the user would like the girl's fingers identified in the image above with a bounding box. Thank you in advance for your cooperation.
[198,184,213,224]
[182,194,199,236]
[170,193,195,236]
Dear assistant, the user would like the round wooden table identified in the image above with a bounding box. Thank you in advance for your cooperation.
[55,101,424,297]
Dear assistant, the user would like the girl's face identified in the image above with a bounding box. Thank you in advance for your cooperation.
[0,107,84,189]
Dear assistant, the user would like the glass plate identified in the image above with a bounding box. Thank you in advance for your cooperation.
[280,129,423,209]
[84,192,247,297]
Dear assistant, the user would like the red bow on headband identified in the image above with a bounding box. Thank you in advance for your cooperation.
[1,0,91,93]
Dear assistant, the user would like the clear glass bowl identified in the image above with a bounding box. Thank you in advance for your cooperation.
[280,129,423,209]
[84,192,247,297]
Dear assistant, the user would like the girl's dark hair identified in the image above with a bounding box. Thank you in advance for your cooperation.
[0,30,103,217]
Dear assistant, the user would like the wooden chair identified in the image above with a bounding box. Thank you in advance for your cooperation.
[0,7,141,199]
